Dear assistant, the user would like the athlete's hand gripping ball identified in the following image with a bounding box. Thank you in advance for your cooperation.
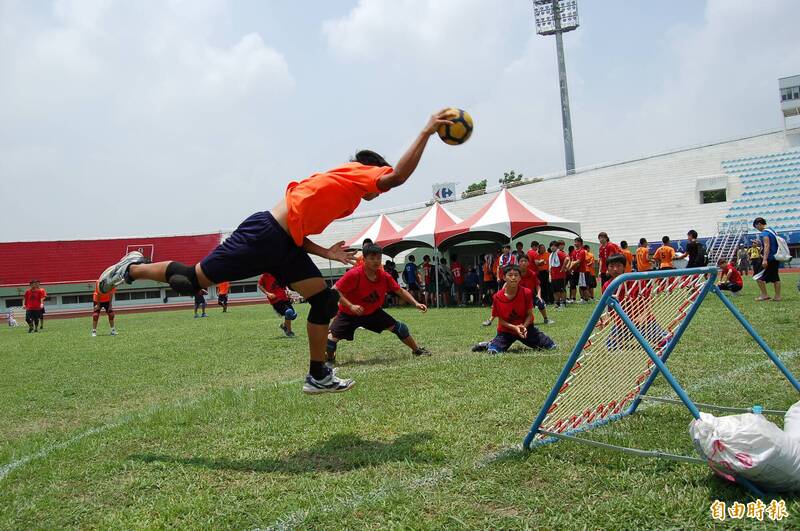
[416,302,427,313]
[436,108,474,145]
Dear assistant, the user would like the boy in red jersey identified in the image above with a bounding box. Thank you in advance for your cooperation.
[326,244,430,367]
[450,254,465,306]
[23,280,46,333]
[216,281,230,312]
[716,258,743,294]
[92,281,117,337]
[597,232,622,285]
[571,237,590,303]
[472,265,556,354]
[548,240,570,309]
[258,272,297,337]
[98,109,454,394]
[519,255,553,324]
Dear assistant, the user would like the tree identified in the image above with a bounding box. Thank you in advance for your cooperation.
[465,179,487,194]
[499,170,523,186]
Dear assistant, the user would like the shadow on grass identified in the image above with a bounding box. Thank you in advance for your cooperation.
[131,431,440,474]
[336,355,400,368]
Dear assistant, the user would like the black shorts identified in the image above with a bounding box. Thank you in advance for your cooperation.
[217,294,228,304]
[271,300,294,318]
[551,278,566,292]
[94,301,112,313]
[750,258,762,274]
[761,259,780,283]
[25,309,44,321]
[194,296,206,305]
[587,275,597,289]
[483,280,498,292]
[329,309,397,341]
[200,211,321,287]
[718,282,742,293]
[489,327,555,352]
[569,272,579,289]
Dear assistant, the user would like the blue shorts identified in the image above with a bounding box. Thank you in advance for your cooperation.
[200,211,321,287]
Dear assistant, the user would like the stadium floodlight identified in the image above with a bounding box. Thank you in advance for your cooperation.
[532,0,579,175]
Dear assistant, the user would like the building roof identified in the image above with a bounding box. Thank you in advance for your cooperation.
[0,233,221,286]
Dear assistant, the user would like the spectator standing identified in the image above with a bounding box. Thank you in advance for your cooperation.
[753,217,782,302]
[736,245,750,276]
[747,240,763,276]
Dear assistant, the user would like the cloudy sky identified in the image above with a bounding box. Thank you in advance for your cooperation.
[1,0,799,241]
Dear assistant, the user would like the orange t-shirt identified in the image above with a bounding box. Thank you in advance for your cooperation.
[635,247,651,271]
[217,282,230,295]
[653,245,675,268]
[622,249,633,273]
[285,163,394,246]
[585,252,596,276]
[538,251,550,271]
[93,282,115,303]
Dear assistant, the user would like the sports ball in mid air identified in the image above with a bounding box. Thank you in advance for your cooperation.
[437,108,473,145]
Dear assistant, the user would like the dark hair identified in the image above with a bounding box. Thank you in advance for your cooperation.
[662,236,670,244]
[423,255,430,261]
[451,254,458,261]
[752,217,766,228]
[408,255,415,262]
[639,238,647,246]
[598,232,609,240]
[687,230,697,239]
[717,258,727,266]
[574,237,583,244]
[583,245,590,251]
[531,240,539,248]
[503,264,521,275]
[502,244,511,249]
[607,254,626,266]
[352,150,390,167]
[518,255,529,262]
[568,245,575,253]
[363,244,383,257]
[30,279,39,285]
[620,240,628,249]
[440,257,447,264]
[362,238,373,246]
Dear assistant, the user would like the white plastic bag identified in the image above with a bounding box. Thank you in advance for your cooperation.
[689,411,800,492]
[785,401,800,440]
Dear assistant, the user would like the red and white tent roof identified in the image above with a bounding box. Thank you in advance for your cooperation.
[345,214,402,249]
[379,203,462,254]
[438,189,580,247]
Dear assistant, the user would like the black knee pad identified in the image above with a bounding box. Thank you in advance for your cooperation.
[307,288,340,325]
[165,262,201,295]
[326,338,338,354]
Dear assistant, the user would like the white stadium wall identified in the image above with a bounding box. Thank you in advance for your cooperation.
[307,129,798,267]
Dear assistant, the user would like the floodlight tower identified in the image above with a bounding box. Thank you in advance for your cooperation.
[533,0,579,175]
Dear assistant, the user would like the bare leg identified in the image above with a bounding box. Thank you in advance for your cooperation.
[756,279,768,298]
[109,313,115,327]
[290,277,329,363]
[773,281,782,301]
[401,335,419,351]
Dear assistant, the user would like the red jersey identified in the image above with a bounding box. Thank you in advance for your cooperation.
[492,286,534,333]
[285,163,394,246]
[599,242,622,274]
[549,250,569,280]
[723,264,743,287]
[450,262,464,285]
[519,269,540,293]
[573,249,588,273]
[526,249,539,267]
[93,282,115,303]
[335,265,400,316]
[217,282,230,295]
[24,288,46,310]
[258,273,289,304]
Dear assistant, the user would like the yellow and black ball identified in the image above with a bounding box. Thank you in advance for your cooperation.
[437,108,473,145]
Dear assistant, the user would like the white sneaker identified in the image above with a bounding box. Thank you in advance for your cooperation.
[110,328,117,336]
[303,372,355,394]
[91,330,97,337]
[481,319,493,326]
[544,318,554,325]
[98,251,147,293]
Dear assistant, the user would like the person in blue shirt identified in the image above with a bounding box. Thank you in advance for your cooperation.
[464,266,481,305]
[402,255,421,303]
[753,217,781,302]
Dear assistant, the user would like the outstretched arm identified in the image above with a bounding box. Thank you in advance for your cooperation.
[395,288,426,311]
[377,109,455,192]
[303,239,357,265]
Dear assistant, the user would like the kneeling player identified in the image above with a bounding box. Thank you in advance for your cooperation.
[327,244,430,367]
[716,258,743,294]
[258,272,297,337]
[472,265,556,354]
[92,281,117,337]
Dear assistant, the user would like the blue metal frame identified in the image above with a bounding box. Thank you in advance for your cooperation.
[522,266,800,495]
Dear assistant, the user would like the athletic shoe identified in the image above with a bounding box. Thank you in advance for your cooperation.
[280,323,293,337]
[576,299,586,305]
[194,314,199,319]
[201,313,207,318]
[544,318,554,325]
[481,319,492,326]
[471,342,489,352]
[91,330,97,337]
[28,328,33,334]
[110,329,117,336]
[413,347,432,357]
[98,251,147,293]
[303,372,355,394]
[287,330,296,337]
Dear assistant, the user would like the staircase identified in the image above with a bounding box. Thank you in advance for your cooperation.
[706,221,748,265]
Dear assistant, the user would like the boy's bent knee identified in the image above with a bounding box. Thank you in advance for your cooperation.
[307,288,339,324]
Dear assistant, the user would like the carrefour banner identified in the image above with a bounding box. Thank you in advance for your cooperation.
[432,182,456,201]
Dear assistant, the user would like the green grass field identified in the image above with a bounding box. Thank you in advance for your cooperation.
[1,276,798,529]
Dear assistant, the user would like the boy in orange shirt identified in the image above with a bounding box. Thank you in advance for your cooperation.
[92,281,117,337]
[583,244,597,299]
[98,109,455,394]
[216,281,230,312]
[653,236,676,270]
[619,241,634,273]
[635,238,652,272]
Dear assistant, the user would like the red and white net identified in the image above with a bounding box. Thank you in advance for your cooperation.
[535,273,707,440]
